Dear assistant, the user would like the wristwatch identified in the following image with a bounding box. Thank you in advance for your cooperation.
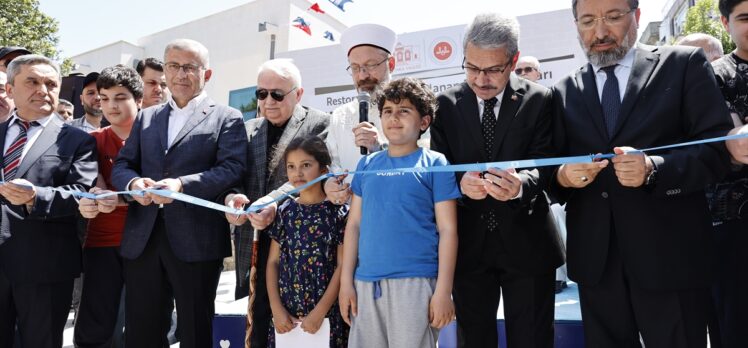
[644,157,658,186]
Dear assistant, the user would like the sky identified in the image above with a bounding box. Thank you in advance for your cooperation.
[38,0,669,58]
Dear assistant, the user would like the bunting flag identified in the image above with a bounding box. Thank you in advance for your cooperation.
[324,31,335,41]
[292,16,312,35]
[309,3,325,13]
[328,0,353,12]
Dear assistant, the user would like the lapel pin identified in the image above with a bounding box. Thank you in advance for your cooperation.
[511,94,518,101]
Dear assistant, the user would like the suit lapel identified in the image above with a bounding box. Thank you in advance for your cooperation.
[252,120,269,195]
[456,84,486,160]
[490,76,523,160]
[156,104,171,153]
[17,116,63,178]
[267,106,307,182]
[611,46,659,140]
[169,97,213,149]
[577,64,610,142]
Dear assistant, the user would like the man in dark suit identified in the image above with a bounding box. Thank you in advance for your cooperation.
[551,1,734,346]
[224,58,328,347]
[0,54,97,347]
[112,39,247,348]
[431,13,563,348]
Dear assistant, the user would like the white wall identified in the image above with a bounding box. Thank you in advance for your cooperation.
[71,41,144,74]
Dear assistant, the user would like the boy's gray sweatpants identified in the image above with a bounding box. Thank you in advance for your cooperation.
[348,278,440,348]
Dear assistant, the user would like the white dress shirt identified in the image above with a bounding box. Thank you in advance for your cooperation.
[167,91,207,147]
[476,90,504,122]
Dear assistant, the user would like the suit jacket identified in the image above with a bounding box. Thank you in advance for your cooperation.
[0,115,97,284]
[111,98,247,262]
[551,45,733,289]
[431,78,563,275]
[234,104,329,296]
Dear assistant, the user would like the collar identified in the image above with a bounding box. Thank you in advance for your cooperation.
[168,90,208,113]
[591,46,636,74]
[476,90,505,107]
[9,111,54,128]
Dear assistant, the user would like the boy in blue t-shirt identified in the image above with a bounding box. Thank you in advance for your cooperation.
[339,77,460,348]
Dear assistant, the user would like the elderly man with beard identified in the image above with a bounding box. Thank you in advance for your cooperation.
[69,72,103,132]
[551,0,734,346]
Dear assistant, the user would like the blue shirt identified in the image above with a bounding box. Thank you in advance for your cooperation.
[351,147,461,281]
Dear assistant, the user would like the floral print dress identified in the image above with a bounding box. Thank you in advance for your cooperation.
[266,199,349,348]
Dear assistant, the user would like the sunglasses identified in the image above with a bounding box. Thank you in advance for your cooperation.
[256,87,297,102]
[514,67,537,75]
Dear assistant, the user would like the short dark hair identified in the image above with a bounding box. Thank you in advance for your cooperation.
[572,0,639,18]
[97,64,144,100]
[135,57,164,76]
[377,77,437,136]
[283,135,332,169]
[719,0,748,18]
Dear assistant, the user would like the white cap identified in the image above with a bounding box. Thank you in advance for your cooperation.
[340,23,397,56]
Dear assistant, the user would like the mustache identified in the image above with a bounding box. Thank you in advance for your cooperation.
[591,37,617,47]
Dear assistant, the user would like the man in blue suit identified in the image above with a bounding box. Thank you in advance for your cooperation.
[112,39,247,348]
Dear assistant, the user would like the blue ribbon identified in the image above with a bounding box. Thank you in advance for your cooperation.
[2,132,744,215]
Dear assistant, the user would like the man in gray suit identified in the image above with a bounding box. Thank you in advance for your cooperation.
[224,58,328,348]
[112,39,247,348]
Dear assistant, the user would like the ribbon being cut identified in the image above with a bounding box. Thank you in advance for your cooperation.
[4,132,745,216]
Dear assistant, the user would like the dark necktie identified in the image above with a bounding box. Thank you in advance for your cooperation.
[481,97,499,232]
[3,119,36,181]
[601,65,621,137]
[0,119,37,246]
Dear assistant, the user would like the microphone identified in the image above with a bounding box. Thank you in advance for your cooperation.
[358,91,370,155]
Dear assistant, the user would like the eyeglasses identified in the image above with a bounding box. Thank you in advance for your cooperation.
[346,57,389,75]
[256,87,297,102]
[164,62,204,75]
[576,8,636,30]
[514,66,537,75]
[462,59,512,77]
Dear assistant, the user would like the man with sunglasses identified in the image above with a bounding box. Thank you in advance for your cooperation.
[223,58,329,348]
[430,13,562,348]
[515,56,542,82]
[551,0,734,346]
[112,39,247,347]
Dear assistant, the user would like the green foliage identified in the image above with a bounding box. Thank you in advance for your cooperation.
[682,0,736,54]
[0,0,73,74]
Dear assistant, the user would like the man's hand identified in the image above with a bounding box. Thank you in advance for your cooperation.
[225,193,250,226]
[429,289,455,329]
[483,168,522,201]
[612,147,651,188]
[149,178,183,205]
[248,202,277,230]
[726,124,748,164]
[129,178,156,206]
[324,174,351,205]
[352,122,381,152]
[0,179,36,207]
[557,160,609,188]
[92,187,118,213]
[338,283,358,326]
[460,171,488,200]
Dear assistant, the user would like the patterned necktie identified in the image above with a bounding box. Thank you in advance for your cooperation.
[601,65,621,137]
[3,119,35,181]
[481,97,499,232]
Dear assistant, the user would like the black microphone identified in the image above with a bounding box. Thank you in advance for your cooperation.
[358,91,370,155]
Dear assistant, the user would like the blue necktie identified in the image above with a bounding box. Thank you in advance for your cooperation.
[601,65,621,137]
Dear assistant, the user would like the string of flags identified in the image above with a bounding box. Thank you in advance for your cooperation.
[297,1,358,40]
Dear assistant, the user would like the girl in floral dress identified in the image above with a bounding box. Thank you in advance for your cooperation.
[266,135,349,348]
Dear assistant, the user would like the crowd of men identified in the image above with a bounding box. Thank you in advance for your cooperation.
[2,0,748,347]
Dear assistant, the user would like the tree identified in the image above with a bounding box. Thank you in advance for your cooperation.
[682,0,736,54]
[0,0,73,74]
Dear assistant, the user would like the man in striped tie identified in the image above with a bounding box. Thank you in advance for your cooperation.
[0,54,98,348]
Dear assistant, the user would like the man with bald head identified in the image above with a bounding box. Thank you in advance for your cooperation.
[112,39,247,347]
[676,33,724,62]
[515,55,543,82]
